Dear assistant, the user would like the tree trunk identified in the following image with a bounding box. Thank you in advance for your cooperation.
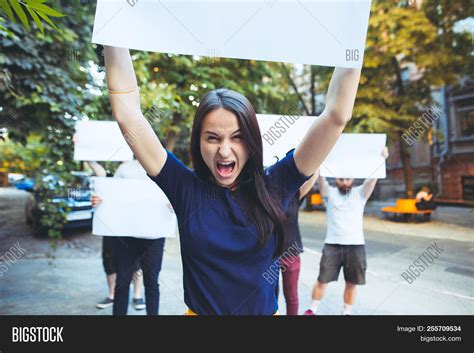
[428,127,437,194]
[392,56,414,197]
[165,112,181,153]
[280,63,311,116]
[398,130,414,198]
[165,130,176,153]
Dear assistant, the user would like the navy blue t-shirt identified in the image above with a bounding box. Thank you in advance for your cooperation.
[148,150,310,315]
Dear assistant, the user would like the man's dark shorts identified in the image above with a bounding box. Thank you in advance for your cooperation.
[318,244,367,285]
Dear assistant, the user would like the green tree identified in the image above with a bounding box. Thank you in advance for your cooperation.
[1,0,100,240]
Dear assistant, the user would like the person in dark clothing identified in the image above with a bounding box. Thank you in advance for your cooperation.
[83,160,145,311]
[279,171,318,315]
[415,186,437,210]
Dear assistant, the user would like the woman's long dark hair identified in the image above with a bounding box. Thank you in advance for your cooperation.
[190,88,287,257]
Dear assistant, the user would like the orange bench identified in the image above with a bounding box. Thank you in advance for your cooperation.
[381,198,432,221]
[310,193,323,206]
[305,192,325,210]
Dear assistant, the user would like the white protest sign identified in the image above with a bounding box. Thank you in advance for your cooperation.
[92,0,371,68]
[74,120,133,161]
[92,177,177,238]
[257,113,317,166]
[257,114,387,178]
[320,133,387,179]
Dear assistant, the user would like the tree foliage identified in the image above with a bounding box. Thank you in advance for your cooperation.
[1,0,98,239]
[352,0,473,136]
[0,134,48,175]
[0,0,64,33]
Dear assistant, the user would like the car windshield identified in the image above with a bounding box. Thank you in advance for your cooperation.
[40,173,91,199]
[70,174,90,190]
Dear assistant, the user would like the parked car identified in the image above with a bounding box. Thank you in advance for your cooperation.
[25,172,94,237]
[15,178,35,191]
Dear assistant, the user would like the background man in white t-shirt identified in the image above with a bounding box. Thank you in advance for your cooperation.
[304,147,389,315]
[92,159,168,315]
[86,161,145,311]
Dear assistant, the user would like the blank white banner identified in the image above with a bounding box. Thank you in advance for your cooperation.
[320,133,387,179]
[74,120,133,162]
[256,115,387,178]
[92,177,177,239]
[92,0,372,68]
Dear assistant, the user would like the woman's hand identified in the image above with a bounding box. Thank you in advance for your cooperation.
[91,195,103,208]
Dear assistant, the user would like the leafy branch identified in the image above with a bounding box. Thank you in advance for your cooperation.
[0,0,64,33]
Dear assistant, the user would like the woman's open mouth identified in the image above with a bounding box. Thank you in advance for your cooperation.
[216,161,236,178]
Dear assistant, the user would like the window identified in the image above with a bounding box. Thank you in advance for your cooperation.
[462,176,474,200]
[459,108,474,136]
[454,95,474,137]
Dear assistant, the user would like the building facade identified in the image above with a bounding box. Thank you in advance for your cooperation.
[379,82,474,204]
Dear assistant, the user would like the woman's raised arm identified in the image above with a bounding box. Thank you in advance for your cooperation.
[104,46,167,176]
[294,68,361,176]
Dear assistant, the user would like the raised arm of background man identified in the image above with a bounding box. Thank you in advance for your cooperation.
[317,173,330,201]
[294,68,361,177]
[360,146,389,199]
[104,46,166,176]
[85,161,106,177]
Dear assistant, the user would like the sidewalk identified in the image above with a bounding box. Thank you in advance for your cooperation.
[0,234,186,316]
[296,245,472,316]
[365,200,474,230]
[307,198,473,242]
[2,226,471,315]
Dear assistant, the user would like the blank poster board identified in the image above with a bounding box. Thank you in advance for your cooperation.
[92,177,177,239]
[74,120,133,161]
[92,0,372,68]
[319,133,387,179]
[256,114,387,178]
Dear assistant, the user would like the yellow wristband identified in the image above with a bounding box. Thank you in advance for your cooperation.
[108,87,138,95]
